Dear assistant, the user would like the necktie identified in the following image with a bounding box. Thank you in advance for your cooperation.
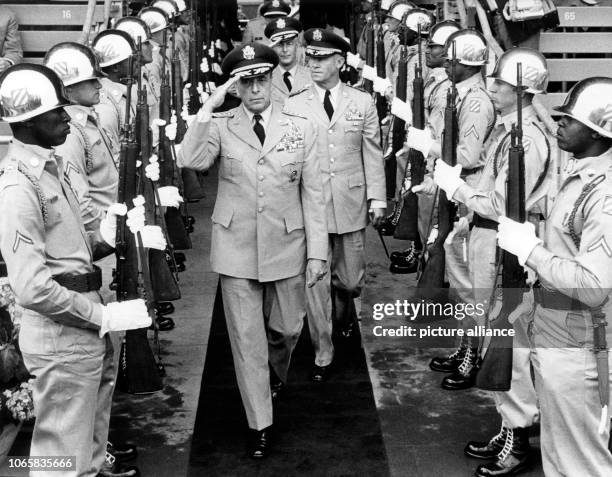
[253,114,266,145]
[283,71,292,92]
[324,90,334,120]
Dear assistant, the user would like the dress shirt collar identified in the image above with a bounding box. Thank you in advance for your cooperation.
[243,103,273,129]
[313,80,342,108]
[564,147,612,183]
[280,64,298,78]
[497,105,538,133]
[456,73,485,99]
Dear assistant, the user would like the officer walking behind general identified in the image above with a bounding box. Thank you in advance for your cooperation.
[177,42,328,458]
[433,48,553,476]
[497,77,612,477]
[0,64,151,477]
[243,0,291,45]
[286,29,386,383]
[264,16,309,105]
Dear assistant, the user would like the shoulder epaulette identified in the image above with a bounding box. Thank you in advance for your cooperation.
[0,159,20,188]
[0,160,48,223]
[281,106,307,119]
[212,108,237,118]
[289,85,310,97]
[346,83,368,95]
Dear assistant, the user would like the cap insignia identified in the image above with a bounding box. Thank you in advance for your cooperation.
[242,45,256,61]
[277,18,286,29]
[313,29,323,41]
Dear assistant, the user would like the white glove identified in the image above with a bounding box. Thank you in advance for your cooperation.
[373,76,393,95]
[406,126,435,157]
[346,52,363,69]
[362,65,377,81]
[497,216,543,266]
[156,186,184,208]
[166,117,178,141]
[100,203,128,246]
[99,299,151,338]
[212,63,223,75]
[391,97,412,124]
[145,155,160,181]
[411,175,436,196]
[126,200,146,234]
[433,160,464,199]
[200,57,210,73]
[138,225,167,250]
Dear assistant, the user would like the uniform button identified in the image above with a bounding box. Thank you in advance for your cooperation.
[328,129,333,134]
[258,159,264,165]
[258,207,263,213]
[329,144,334,148]
[330,172,335,177]
[29,158,39,167]
[259,175,264,181]
[259,192,264,197]
[330,158,335,163]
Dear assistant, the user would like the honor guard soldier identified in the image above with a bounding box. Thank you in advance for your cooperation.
[138,6,171,102]
[497,77,612,477]
[286,29,386,382]
[412,29,495,388]
[177,42,328,458]
[264,17,309,105]
[0,64,150,477]
[243,0,291,45]
[434,48,552,475]
[92,30,138,153]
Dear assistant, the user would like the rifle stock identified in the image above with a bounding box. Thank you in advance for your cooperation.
[477,64,526,391]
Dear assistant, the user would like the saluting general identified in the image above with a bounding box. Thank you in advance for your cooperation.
[177,42,328,459]
[286,29,386,383]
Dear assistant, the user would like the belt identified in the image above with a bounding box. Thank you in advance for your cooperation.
[53,265,102,293]
[533,282,589,311]
[471,213,498,231]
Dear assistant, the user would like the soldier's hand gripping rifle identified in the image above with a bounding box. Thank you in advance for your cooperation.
[115,55,163,394]
[417,42,458,298]
[135,39,181,304]
[477,64,527,391]
[393,24,425,250]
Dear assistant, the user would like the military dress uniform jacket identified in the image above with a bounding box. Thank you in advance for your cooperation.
[177,103,328,282]
[243,16,269,44]
[286,83,386,235]
[0,140,110,330]
[270,63,311,105]
[0,6,22,66]
[55,105,119,231]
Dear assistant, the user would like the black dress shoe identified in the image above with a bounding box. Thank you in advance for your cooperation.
[441,347,479,390]
[429,346,466,373]
[389,255,420,274]
[248,427,272,459]
[107,441,137,463]
[465,426,507,459]
[149,316,175,331]
[98,453,140,477]
[475,427,532,476]
[311,364,330,382]
[155,302,175,316]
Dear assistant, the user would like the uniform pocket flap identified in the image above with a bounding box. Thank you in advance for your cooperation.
[348,172,366,188]
[281,156,303,166]
[211,203,234,228]
[285,214,304,233]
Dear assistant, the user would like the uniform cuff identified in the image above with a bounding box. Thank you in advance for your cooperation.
[525,244,553,271]
[369,199,387,210]
[307,240,328,262]
[452,183,472,203]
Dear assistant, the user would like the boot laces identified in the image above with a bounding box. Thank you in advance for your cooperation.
[489,425,507,447]
[458,347,475,375]
[105,451,116,466]
[447,345,465,360]
[497,427,515,462]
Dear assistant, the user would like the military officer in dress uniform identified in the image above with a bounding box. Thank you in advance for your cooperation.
[0,64,150,477]
[497,76,612,477]
[264,17,309,105]
[434,48,552,476]
[286,29,386,382]
[177,42,328,458]
[243,0,291,45]
[412,29,496,389]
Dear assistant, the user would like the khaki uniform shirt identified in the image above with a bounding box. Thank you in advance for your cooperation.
[55,105,119,231]
[424,67,449,141]
[0,140,107,329]
[271,63,311,106]
[242,16,269,44]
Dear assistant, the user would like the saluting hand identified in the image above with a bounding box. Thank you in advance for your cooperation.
[198,74,243,121]
[306,259,327,288]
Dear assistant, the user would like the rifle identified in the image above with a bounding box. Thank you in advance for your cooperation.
[375,4,388,123]
[170,25,187,144]
[393,25,425,250]
[135,39,181,303]
[417,42,458,299]
[187,0,202,114]
[115,56,163,394]
[477,64,526,391]
[363,2,376,94]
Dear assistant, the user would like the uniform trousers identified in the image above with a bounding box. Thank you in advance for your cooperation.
[530,305,612,477]
[220,273,306,431]
[306,230,366,367]
[19,299,116,477]
[492,312,539,428]
[467,226,498,328]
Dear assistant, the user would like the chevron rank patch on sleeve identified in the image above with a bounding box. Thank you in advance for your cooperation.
[12,230,33,253]
[587,235,612,258]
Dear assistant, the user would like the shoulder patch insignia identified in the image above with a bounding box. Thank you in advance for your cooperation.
[603,195,612,216]
[464,124,480,140]
[469,99,480,113]
[587,236,612,258]
[12,231,33,254]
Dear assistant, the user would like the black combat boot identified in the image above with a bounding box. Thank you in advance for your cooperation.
[389,246,421,274]
[429,343,467,373]
[97,452,140,477]
[464,425,507,459]
[441,346,479,390]
[475,427,532,476]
